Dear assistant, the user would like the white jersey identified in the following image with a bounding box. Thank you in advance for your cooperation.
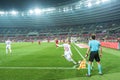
[63,44,71,52]
[5,40,11,47]
[62,44,72,55]
[5,40,12,54]
[58,43,76,64]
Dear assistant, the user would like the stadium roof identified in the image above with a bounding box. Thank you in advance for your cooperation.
[0,0,120,27]
[0,0,79,11]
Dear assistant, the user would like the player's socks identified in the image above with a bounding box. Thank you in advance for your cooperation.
[98,64,102,74]
[10,50,12,53]
[88,64,91,75]
[71,59,77,64]
[6,49,8,54]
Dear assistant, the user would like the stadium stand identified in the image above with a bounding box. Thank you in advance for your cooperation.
[0,0,120,42]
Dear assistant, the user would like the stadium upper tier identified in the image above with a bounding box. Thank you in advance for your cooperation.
[0,20,119,37]
[0,0,120,27]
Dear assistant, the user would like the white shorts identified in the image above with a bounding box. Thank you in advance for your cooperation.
[6,45,11,49]
[64,52,72,61]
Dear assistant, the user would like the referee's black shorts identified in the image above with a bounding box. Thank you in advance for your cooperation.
[89,51,100,62]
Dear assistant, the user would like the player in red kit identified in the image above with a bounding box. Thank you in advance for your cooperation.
[38,40,41,45]
[47,38,50,43]
[31,40,34,44]
[55,38,59,48]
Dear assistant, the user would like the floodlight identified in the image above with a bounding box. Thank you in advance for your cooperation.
[101,0,109,2]
[63,7,69,12]
[34,8,42,14]
[10,10,18,15]
[96,0,101,5]
[87,2,92,7]
[63,8,66,12]
[29,10,34,14]
[0,11,5,15]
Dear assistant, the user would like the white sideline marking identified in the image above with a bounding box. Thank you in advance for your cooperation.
[0,67,77,70]
[72,43,86,60]
[75,44,88,48]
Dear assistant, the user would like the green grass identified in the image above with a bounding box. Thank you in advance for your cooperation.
[0,42,120,80]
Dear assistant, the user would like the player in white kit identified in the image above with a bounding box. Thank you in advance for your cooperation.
[57,39,77,65]
[5,39,12,54]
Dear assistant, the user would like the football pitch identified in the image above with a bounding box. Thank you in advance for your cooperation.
[0,42,120,80]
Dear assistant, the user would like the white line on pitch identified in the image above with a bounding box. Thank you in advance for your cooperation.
[0,67,79,70]
[72,43,85,60]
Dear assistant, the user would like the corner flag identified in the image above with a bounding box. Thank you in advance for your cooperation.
[78,59,86,70]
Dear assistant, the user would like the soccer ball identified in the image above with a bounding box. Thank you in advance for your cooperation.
[78,60,81,64]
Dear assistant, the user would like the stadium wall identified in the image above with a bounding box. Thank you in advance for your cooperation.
[101,42,120,50]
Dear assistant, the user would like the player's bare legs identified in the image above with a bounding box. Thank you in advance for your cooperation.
[63,54,77,65]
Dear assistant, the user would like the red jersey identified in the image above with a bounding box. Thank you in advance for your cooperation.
[38,40,41,45]
[55,39,59,47]
[56,40,59,44]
